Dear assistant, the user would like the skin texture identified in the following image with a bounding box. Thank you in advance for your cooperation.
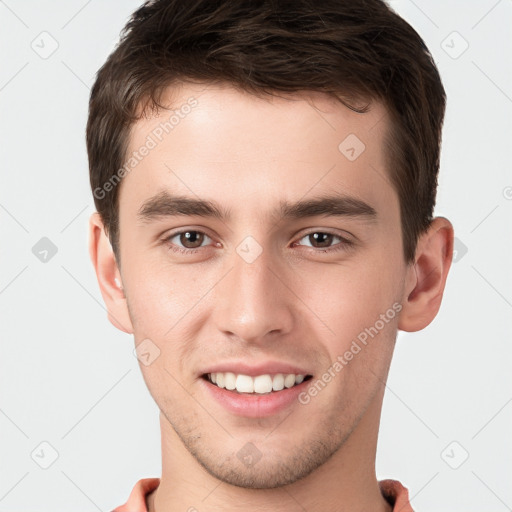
[89,82,453,512]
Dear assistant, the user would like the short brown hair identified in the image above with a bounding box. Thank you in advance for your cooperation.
[87,0,446,264]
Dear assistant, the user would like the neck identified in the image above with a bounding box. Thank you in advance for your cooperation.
[148,387,392,512]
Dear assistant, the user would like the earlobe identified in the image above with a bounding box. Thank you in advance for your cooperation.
[398,217,454,332]
[88,212,133,334]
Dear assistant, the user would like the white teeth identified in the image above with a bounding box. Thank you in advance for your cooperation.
[224,372,236,390]
[254,375,273,393]
[207,372,308,394]
[272,374,284,391]
[284,374,296,388]
[235,374,254,393]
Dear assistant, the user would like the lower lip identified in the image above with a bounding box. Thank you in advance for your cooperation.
[200,377,311,418]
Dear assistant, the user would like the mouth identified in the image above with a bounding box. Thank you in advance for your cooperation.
[202,372,313,395]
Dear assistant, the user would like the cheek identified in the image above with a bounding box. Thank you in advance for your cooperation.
[124,260,207,373]
[303,259,401,339]
[124,258,200,334]
[303,266,400,406]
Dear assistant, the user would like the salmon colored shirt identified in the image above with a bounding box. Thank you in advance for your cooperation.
[112,477,414,511]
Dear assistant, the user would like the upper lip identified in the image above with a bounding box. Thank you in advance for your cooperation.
[200,361,312,377]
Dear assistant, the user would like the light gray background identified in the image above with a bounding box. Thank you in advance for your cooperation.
[1,0,511,510]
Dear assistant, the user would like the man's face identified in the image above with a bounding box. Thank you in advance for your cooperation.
[116,82,409,487]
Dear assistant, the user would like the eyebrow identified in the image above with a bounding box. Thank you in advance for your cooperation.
[137,190,377,224]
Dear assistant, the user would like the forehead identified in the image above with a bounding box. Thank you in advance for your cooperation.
[119,82,395,223]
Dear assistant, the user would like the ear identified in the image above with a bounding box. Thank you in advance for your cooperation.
[398,216,454,332]
[88,212,133,334]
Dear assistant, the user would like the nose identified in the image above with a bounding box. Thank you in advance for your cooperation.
[211,238,294,345]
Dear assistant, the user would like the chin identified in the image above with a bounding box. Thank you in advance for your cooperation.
[187,436,341,489]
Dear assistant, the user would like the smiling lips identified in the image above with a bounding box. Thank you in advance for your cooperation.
[206,372,311,394]
[201,364,314,417]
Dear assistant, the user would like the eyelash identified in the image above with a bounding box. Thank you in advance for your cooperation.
[162,229,354,255]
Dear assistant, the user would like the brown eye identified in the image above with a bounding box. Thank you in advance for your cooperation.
[307,232,335,248]
[294,231,354,253]
[178,231,205,249]
[299,232,339,249]
[164,230,213,254]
